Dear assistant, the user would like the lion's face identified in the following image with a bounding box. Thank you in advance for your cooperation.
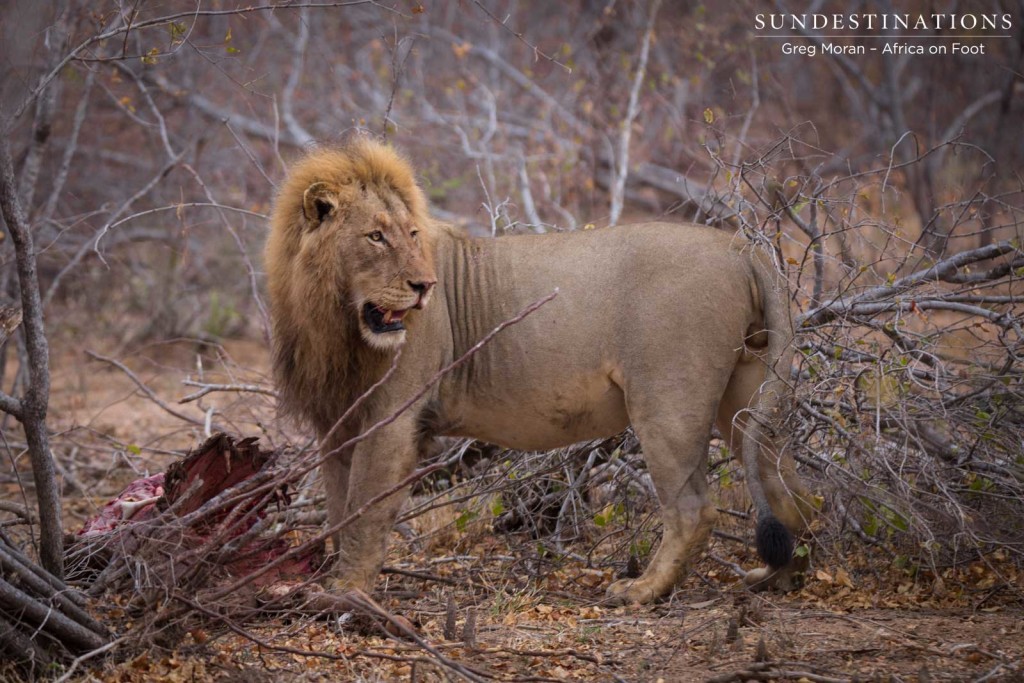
[302,180,437,351]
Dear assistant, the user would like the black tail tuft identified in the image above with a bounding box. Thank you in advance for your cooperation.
[755,515,794,569]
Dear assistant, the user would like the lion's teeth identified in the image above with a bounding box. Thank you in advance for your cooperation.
[383,310,393,324]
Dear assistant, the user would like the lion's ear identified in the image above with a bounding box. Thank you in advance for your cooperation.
[302,182,339,229]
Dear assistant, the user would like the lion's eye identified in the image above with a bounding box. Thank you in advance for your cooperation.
[368,231,385,243]
[410,230,419,240]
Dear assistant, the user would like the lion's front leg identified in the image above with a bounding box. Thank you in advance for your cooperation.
[321,441,352,555]
[325,415,418,595]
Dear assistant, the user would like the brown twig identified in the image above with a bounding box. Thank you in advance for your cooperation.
[470,1,571,72]
[179,380,277,404]
[85,351,208,429]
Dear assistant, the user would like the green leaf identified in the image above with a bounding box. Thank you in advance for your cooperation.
[969,476,993,492]
[629,538,652,558]
[224,27,240,54]
[169,21,187,44]
[887,510,909,532]
[127,444,142,455]
[794,544,810,558]
[455,510,477,532]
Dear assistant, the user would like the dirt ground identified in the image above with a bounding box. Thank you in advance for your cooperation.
[33,340,1024,682]
[88,551,1024,682]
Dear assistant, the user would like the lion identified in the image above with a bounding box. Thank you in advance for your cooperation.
[265,138,816,604]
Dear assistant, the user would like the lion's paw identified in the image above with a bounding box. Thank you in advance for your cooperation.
[323,575,372,595]
[605,578,660,605]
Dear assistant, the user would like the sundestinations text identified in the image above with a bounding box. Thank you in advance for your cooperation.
[756,13,1012,31]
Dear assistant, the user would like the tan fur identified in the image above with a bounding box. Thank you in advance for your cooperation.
[266,139,815,604]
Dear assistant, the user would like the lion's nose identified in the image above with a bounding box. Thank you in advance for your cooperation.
[409,280,435,308]
[409,280,435,295]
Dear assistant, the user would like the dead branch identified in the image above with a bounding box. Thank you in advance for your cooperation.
[179,380,278,404]
[0,538,109,670]
[6,2,400,129]
[594,155,739,225]
[0,543,105,634]
[470,0,571,71]
[799,241,1022,328]
[85,350,211,429]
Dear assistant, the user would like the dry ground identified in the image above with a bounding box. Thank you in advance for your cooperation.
[82,549,1024,682]
[24,340,1024,682]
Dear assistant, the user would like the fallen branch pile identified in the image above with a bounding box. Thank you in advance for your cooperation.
[0,535,110,677]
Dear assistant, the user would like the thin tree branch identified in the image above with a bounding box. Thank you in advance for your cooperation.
[179,381,277,404]
[799,241,1021,327]
[85,351,209,429]
[5,2,398,129]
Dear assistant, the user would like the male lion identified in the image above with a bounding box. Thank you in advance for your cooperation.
[265,138,815,604]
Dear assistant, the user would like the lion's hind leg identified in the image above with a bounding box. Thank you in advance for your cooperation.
[605,393,722,605]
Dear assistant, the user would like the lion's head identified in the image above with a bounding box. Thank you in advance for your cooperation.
[265,138,436,426]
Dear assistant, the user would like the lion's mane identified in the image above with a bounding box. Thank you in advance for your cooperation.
[264,139,429,431]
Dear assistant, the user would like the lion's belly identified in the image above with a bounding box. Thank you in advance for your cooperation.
[442,372,630,451]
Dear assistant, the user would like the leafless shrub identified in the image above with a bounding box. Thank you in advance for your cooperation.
[696,130,1024,572]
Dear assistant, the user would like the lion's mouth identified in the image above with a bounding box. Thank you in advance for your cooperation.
[362,303,410,334]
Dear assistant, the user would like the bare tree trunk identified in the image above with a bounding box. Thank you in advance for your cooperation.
[0,137,63,579]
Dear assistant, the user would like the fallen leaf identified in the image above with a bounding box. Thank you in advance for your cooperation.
[836,567,854,588]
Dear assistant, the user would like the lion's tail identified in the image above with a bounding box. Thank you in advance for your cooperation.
[742,248,796,570]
